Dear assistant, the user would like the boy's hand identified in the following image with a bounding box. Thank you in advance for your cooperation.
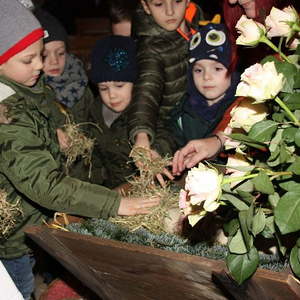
[150,149,174,187]
[118,196,161,215]
[56,128,71,151]
[172,135,224,176]
[133,132,174,187]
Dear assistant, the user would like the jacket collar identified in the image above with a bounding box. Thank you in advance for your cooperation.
[0,75,52,119]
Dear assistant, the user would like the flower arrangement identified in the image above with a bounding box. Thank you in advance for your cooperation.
[180,6,300,284]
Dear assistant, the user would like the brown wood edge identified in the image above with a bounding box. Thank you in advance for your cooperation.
[25,225,108,299]
[25,225,225,271]
[25,225,300,297]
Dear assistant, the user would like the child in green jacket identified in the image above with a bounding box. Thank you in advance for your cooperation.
[34,8,106,184]
[88,35,174,188]
[0,1,159,299]
[128,0,203,184]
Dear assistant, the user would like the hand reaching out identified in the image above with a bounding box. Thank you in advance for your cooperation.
[118,195,161,215]
[132,132,174,187]
[172,135,224,176]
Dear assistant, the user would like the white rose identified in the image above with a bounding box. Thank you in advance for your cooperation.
[226,153,251,173]
[265,6,299,38]
[229,98,268,132]
[185,163,222,208]
[236,15,266,46]
[236,62,284,103]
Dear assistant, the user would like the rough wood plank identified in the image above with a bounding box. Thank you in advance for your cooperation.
[25,226,300,300]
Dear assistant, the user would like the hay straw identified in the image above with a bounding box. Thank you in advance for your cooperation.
[0,190,22,238]
[110,147,180,234]
[60,113,99,178]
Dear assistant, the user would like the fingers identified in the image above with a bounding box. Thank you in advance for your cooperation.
[185,152,205,169]
[142,196,161,207]
[135,196,161,214]
[163,167,174,180]
[156,173,166,188]
[172,150,180,175]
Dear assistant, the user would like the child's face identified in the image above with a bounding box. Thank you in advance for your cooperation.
[192,59,231,105]
[112,20,132,36]
[0,39,43,86]
[141,0,189,32]
[98,81,133,113]
[42,41,66,77]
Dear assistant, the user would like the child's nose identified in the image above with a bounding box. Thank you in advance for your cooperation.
[203,71,212,80]
[165,3,174,16]
[108,89,116,99]
[49,55,58,65]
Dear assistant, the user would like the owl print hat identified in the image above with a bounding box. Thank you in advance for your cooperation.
[189,23,231,69]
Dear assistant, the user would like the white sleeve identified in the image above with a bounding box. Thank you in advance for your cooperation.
[0,261,24,300]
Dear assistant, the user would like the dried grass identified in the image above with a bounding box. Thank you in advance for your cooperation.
[61,114,98,178]
[0,190,22,238]
[110,147,179,234]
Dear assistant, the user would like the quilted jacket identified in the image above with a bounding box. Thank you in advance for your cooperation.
[0,76,120,259]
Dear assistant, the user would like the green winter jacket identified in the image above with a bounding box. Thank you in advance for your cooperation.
[0,76,120,259]
[78,98,175,188]
[128,2,203,144]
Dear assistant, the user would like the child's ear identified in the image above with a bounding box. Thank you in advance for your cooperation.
[141,0,151,15]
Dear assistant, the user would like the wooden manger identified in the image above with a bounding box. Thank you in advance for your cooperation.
[25,226,300,300]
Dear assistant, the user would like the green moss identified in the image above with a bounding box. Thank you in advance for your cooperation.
[67,218,288,272]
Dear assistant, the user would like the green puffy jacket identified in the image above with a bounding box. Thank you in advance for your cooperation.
[74,97,175,188]
[128,2,203,144]
[0,76,120,259]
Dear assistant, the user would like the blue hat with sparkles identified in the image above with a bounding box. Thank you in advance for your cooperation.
[91,35,137,83]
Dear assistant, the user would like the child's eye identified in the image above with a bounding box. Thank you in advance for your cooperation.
[58,52,66,56]
[99,87,108,91]
[216,67,224,71]
[153,1,163,7]
[193,68,202,73]
[22,60,32,65]
[175,0,183,3]
[116,84,124,88]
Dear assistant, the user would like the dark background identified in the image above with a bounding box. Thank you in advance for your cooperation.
[33,0,222,34]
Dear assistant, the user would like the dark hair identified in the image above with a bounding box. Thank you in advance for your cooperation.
[108,0,138,24]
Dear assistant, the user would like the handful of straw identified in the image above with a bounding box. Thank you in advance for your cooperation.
[0,189,22,238]
[110,147,179,234]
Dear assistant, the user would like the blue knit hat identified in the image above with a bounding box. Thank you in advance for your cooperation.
[189,23,231,69]
[91,35,137,83]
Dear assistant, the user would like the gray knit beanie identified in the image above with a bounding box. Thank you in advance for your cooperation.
[34,8,68,45]
[0,0,43,65]
[18,0,35,10]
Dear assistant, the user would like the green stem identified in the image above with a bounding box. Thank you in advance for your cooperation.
[293,23,300,32]
[260,36,292,63]
[222,170,293,185]
[278,36,284,53]
[274,96,300,125]
[222,173,258,185]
